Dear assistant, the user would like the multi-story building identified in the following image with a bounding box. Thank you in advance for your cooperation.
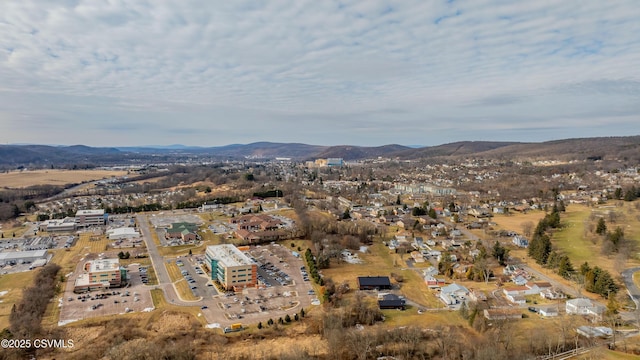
[205,244,257,291]
[75,209,107,227]
[74,258,127,293]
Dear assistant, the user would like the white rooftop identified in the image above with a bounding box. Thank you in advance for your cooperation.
[207,244,254,267]
[87,258,120,272]
[76,209,105,216]
[0,250,48,261]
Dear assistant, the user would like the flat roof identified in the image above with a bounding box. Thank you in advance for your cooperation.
[107,227,139,235]
[206,244,254,268]
[76,209,105,216]
[87,258,120,272]
[0,250,48,261]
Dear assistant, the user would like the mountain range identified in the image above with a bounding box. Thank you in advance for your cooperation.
[1,136,639,168]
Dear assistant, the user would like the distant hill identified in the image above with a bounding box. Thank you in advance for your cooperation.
[0,145,122,167]
[1,136,639,168]
[313,144,411,161]
[206,142,327,159]
[396,141,519,159]
[477,136,640,161]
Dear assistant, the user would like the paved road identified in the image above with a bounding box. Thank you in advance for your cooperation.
[621,267,640,310]
[136,214,192,307]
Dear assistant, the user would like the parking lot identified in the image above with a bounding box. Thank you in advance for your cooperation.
[200,243,317,325]
[59,263,154,324]
[173,256,219,299]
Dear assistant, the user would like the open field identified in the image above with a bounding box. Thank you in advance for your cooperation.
[491,202,640,277]
[491,209,547,235]
[0,271,36,330]
[0,169,127,188]
[552,203,640,274]
[75,233,110,253]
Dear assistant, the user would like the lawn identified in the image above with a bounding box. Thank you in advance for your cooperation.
[75,232,110,253]
[173,279,200,301]
[165,261,184,283]
[381,308,466,327]
[158,242,207,257]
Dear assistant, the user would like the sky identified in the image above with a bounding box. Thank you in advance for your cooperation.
[1,1,639,147]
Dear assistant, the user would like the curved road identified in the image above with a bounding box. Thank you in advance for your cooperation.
[622,267,640,310]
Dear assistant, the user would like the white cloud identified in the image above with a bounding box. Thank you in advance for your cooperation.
[0,0,638,146]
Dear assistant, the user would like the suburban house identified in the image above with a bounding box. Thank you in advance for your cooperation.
[566,298,605,321]
[439,283,469,305]
[524,281,552,295]
[512,235,529,248]
[377,293,406,310]
[538,306,559,317]
[540,288,566,300]
[358,276,392,291]
[503,286,528,305]
[424,275,446,288]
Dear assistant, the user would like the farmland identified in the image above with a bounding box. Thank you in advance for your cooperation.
[0,169,127,188]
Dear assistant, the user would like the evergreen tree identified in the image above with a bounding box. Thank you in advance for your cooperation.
[267,318,274,326]
[459,301,469,319]
[596,218,607,235]
[284,314,291,323]
[428,208,437,219]
[557,256,574,279]
[579,262,591,275]
[492,241,509,266]
[607,227,625,251]
[614,188,622,200]
[257,322,263,329]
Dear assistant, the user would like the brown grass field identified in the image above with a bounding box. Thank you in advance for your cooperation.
[491,209,547,235]
[0,169,127,188]
[0,271,36,330]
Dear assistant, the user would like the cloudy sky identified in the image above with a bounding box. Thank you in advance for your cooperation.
[1,1,639,147]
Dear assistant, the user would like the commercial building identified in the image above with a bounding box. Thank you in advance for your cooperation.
[106,227,140,240]
[76,209,107,227]
[39,218,76,232]
[0,249,49,266]
[205,244,257,291]
[74,258,127,293]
